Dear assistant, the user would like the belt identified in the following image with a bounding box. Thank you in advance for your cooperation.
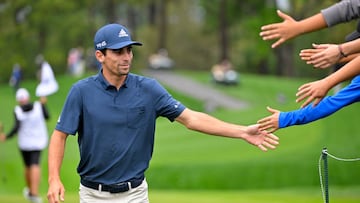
[81,177,144,193]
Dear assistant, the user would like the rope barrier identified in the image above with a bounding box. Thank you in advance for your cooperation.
[318,148,360,203]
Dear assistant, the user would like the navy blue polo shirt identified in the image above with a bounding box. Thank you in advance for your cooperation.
[56,70,186,184]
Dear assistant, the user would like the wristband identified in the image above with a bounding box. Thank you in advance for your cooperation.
[338,44,347,57]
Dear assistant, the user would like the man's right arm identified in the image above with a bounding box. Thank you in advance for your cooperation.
[47,129,68,203]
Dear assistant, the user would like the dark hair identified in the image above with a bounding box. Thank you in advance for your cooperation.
[99,49,107,56]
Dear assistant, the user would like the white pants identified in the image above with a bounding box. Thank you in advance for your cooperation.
[79,179,149,203]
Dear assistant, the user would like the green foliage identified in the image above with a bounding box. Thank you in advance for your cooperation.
[1,0,358,83]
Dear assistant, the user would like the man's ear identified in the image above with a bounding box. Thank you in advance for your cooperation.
[95,50,105,63]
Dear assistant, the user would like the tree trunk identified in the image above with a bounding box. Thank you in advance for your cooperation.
[105,0,116,22]
[127,6,137,39]
[158,0,168,50]
[274,43,294,76]
[148,1,157,26]
[219,0,229,62]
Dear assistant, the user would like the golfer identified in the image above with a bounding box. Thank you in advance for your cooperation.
[47,23,279,203]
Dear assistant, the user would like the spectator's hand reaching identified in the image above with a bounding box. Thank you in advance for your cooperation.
[300,43,341,69]
[260,10,300,48]
[296,79,330,108]
[257,107,280,133]
[243,124,279,152]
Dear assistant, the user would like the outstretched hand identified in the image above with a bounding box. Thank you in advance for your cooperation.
[300,43,340,68]
[243,124,279,152]
[296,79,330,108]
[257,107,280,133]
[260,10,299,48]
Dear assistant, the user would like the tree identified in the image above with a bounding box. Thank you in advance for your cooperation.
[218,0,229,62]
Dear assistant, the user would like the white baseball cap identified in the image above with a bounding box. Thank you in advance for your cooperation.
[16,88,30,102]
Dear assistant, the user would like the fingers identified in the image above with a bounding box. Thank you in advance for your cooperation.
[47,192,59,203]
[311,61,331,69]
[295,92,308,103]
[257,144,268,152]
[259,10,294,48]
[266,106,278,113]
[272,39,284,49]
[261,141,276,150]
[300,96,314,108]
[257,107,280,132]
[296,83,325,108]
[47,188,65,203]
[312,43,331,49]
[257,133,280,152]
[257,118,277,133]
[260,23,278,32]
[312,98,321,107]
[296,84,311,101]
[260,125,277,133]
[307,54,334,68]
[299,49,324,63]
[260,29,281,40]
[267,133,279,141]
[259,24,285,48]
[258,125,275,133]
[300,44,339,69]
[296,87,314,107]
[300,49,321,56]
[47,193,58,203]
[60,188,65,202]
[257,116,270,125]
[277,9,290,20]
[296,90,310,102]
[297,83,310,92]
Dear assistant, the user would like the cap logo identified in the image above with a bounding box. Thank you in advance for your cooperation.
[96,41,107,49]
[118,29,129,37]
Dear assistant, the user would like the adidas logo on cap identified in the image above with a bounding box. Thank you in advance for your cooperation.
[118,29,129,37]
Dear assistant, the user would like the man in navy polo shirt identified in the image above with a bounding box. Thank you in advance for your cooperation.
[47,23,279,203]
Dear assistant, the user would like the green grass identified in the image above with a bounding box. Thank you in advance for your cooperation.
[1,187,360,203]
[0,70,360,202]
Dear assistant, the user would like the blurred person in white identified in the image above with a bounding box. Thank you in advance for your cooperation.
[35,54,59,97]
[0,88,50,203]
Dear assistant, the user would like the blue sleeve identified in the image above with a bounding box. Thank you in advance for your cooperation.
[55,85,82,135]
[151,80,186,122]
[279,76,360,128]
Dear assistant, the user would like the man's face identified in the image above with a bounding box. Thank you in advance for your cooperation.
[97,46,133,76]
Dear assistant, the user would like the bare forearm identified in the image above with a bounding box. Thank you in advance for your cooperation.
[325,55,360,87]
[297,13,327,35]
[339,39,360,57]
[177,109,279,152]
[338,53,359,64]
[48,130,67,183]
[176,109,246,139]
